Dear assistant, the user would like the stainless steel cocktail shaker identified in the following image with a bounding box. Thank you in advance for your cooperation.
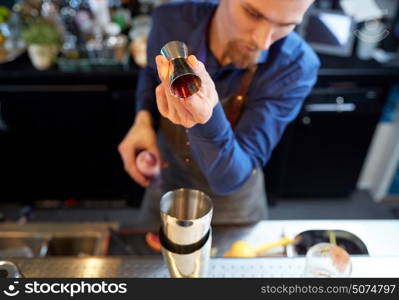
[159,188,213,278]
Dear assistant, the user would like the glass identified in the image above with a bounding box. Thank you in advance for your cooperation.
[303,242,352,277]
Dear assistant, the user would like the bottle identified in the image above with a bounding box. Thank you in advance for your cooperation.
[136,150,161,183]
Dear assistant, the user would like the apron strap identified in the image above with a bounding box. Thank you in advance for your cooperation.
[226,65,258,128]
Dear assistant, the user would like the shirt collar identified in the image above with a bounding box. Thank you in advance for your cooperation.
[257,50,269,64]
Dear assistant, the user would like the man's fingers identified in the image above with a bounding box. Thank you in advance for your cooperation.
[175,98,196,127]
[188,55,207,76]
[168,102,181,125]
[187,55,214,97]
[156,84,169,117]
[156,82,184,125]
[187,55,198,69]
[127,163,151,187]
[155,55,170,83]
[183,90,213,124]
[156,83,180,123]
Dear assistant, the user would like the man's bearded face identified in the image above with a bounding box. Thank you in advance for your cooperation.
[222,39,261,69]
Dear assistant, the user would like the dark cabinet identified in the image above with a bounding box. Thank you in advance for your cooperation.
[0,85,143,204]
[265,85,386,198]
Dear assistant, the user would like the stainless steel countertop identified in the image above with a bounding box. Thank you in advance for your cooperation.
[9,256,399,278]
[4,219,399,278]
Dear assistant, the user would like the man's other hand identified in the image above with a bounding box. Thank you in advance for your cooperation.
[118,110,162,187]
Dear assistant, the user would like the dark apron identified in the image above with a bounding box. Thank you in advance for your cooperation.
[139,94,268,225]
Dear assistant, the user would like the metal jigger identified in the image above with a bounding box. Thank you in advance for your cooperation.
[160,41,202,98]
[159,188,213,278]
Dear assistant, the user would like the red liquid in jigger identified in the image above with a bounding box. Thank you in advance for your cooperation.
[171,74,201,98]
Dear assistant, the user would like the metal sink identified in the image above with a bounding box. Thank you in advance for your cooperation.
[0,223,118,258]
[47,236,106,256]
[287,229,369,256]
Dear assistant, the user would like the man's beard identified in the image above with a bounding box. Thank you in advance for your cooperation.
[221,40,261,69]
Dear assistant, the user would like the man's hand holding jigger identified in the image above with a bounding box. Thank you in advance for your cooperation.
[155,55,219,128]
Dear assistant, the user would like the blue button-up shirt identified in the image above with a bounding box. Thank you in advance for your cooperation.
[136,1,320,195]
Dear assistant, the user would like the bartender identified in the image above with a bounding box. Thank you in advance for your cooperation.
[118,0,319,224]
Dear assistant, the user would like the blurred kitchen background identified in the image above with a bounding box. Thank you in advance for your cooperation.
[0,0,399,223]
